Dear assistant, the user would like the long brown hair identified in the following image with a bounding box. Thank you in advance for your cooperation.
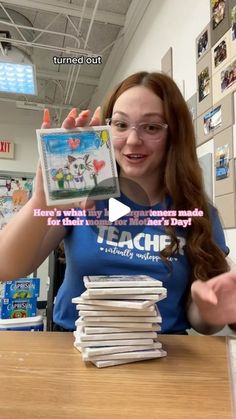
[102,71,229,282]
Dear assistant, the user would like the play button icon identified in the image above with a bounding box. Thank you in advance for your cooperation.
[86,176,150,242]
[108,198,131,222]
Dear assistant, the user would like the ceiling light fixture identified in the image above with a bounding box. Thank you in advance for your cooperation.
[0,43,37,96]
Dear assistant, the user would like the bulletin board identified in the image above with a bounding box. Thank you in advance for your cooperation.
[193,0,236,228]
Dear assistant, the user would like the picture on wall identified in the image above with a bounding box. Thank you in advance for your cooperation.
[231,5,236,40]
[215,143,230,180]
[214,40,227,67]
[212,0,226,29]
[221,59,236,92]
[198,67,210,102]
[203,105,222,134]
[197,30,209,58]
[0,177,33,230]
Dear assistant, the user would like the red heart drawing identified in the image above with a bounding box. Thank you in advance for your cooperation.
[68,138,80,149]
[93,159,105,173]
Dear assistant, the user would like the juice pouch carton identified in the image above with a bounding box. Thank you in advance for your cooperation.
[0,297,37,319]
[2,278,40,299]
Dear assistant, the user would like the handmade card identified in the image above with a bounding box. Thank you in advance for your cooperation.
[83,275,163,288]
[37,125,120,205]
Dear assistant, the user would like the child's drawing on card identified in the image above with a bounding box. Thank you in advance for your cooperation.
[37,126,120,205]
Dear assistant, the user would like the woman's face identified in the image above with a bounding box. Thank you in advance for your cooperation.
[111,86,168,181]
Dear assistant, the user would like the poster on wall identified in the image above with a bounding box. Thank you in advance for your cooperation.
[198,67,210,102]
[212,0,226,29]
[215,143,230,180]
[203,105,222,134]
[0,177,33,230]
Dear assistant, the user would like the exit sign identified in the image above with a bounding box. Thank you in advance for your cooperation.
[0,141,14,159]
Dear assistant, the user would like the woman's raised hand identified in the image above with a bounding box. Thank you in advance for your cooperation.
[41,106,101,129]
[61,107,101,129]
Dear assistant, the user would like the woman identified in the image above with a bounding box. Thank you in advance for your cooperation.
[0,71,235,333]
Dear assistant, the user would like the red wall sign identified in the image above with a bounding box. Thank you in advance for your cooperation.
[0,141,14,159]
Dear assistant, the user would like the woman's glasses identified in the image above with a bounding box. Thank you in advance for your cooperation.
[106,118,168,142]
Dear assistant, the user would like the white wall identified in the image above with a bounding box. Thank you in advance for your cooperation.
[0,102,41,172]
[113,0,210,98]
[90,0,236,263]
[90,0,210,108]
[0,102,48,300]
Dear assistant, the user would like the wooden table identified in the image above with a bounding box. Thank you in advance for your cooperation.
[0,332,233,419]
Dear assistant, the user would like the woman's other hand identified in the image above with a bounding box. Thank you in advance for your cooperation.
[191,271,236,326]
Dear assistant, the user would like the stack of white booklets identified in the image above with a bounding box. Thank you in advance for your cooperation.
[72,275,167,368]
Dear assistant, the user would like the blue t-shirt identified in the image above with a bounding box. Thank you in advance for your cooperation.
[53,194,228,332]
